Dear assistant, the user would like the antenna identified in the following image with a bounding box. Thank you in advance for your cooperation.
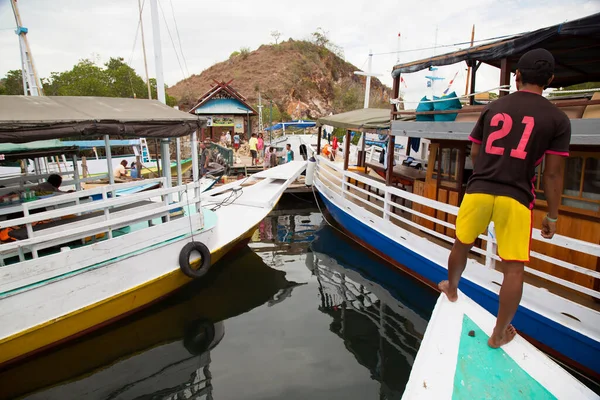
[11,0,43,96]
[257,92,264,133]
[396,32,401,64]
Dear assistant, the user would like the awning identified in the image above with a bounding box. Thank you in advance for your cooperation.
[0,140,79,161]
[265,120,316,131]
[391,12,600,88]
[316,108,391,131]
[0,96,206,143]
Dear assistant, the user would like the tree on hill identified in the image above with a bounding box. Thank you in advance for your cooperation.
[0,57,176,105]
[0,70,25,95]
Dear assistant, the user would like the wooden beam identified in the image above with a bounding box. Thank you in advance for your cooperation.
[343,130,351,171]
[469,61,481,105]
[386,135,395,186]
[391,74,400,117]
[499,58,511,98]
[392,98,600,116]
[317,126,322,155]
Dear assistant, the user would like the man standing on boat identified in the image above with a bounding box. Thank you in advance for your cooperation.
[439,49,571,348]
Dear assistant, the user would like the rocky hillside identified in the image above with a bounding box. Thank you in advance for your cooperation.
[167,39,391,120]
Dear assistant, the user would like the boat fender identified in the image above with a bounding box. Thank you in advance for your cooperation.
[183,319,216,356]
[305,156,316,186]
[179,241,211,279]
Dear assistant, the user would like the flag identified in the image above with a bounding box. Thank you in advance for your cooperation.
[400,76,408,88]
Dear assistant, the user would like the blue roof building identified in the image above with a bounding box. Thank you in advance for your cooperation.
[189,80,257,141]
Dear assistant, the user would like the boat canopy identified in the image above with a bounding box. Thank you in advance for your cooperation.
[391,12,600,88]
[316,108,390,131]
[0,139,79,161]
[265,120,316,131]
[0,96,206,143]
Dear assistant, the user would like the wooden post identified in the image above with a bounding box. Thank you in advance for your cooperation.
[469,61,481,105]
[499,58,511,98]
[386,135,395,186]
[343,130,351,171]
[359,131,366,167]
[317,126,322,156]
[464,25,475,96]
[81,156,88,178]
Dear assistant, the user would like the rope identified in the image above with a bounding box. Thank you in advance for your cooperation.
[168,0,190,77]
[157,0,187,81]
[373,33,520,57]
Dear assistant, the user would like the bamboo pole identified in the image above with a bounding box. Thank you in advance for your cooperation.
[464,25,475,97]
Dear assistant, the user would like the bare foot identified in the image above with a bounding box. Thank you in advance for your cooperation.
[488,325,517,348]
[438,280,458,302]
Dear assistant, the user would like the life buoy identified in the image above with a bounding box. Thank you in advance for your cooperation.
[179,241,211,278]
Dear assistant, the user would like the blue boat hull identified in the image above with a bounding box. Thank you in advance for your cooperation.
[318,192,600,376]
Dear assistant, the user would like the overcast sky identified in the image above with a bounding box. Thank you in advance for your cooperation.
[1,0,599,105]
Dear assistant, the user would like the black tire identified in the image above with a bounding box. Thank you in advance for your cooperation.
[179,241,211,279]
[183,319,216,356]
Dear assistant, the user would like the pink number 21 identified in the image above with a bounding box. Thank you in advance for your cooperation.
[485,113,534,160]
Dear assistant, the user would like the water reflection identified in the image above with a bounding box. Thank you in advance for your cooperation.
[1,203,436,400]
[309,226,436,399]
[0,249,298,400]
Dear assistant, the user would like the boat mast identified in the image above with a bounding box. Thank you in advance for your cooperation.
[149,0,172,187]
[138,0,152,100]
[464,25,475,97]
[11,0,43,96]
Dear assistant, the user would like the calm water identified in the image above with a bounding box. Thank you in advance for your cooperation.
[0,200,437,400]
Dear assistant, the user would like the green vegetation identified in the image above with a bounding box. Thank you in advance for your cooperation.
[0,69,24,95]
[553,82,600,96]
[0,57,176,106]
[239,47,251,59]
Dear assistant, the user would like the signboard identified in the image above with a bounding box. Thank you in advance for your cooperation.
[212,116,234,127]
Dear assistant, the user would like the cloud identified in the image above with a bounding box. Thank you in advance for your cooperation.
[1,0,598,106]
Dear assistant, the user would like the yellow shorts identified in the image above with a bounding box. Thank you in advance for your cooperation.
[455,193,532,262]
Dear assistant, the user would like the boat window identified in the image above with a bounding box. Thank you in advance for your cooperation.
[433,147,460,185]
[534,153,600,213]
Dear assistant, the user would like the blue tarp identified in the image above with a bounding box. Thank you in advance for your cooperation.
[61,140,140,149]
[265,120,316,131]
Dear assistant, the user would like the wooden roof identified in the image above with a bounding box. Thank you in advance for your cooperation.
[189,79,258,115]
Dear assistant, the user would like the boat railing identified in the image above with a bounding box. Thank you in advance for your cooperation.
[0,178,203,264]
[0,170,109,196]
[315,156,600,301]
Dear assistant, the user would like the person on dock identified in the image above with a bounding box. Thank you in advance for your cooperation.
[332,135,338,160]
[257,133,265,162]
[233,133,240,153]
[199,142,211,176]
[249,133,258,166]
[114,160,128,179]
[286,143,294,163]
[269,147,278,168]
[264,147,272,170]
[225,131,232,147]
[438,48,570,349]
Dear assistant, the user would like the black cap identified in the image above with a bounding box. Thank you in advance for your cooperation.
[517,48,555,72]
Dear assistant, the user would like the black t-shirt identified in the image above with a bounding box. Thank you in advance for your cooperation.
[467,91,571,209]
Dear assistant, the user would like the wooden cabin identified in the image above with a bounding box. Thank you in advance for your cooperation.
[389,13,600,297]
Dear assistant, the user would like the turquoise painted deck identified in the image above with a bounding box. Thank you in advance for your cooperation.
[453,315,555,399]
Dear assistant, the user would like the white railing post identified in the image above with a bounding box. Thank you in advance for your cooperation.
[102,186,113,240]
[341,171,347,199]
[485,222,497,270]
[384,190,391,221]
[22,203,38,259]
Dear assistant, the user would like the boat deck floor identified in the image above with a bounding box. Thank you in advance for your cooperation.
[319,164,600,313]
